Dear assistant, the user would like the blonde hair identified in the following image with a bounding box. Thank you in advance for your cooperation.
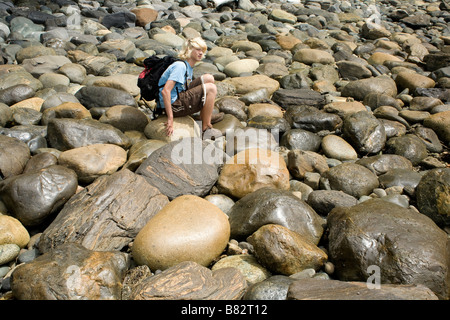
[178,37,207,60]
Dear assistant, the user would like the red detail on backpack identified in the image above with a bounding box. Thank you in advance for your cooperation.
[139,67,152,79]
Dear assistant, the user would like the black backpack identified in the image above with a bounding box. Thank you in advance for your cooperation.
[137,55,182,103]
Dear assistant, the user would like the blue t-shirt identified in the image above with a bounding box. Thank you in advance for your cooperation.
[157,60,193,109]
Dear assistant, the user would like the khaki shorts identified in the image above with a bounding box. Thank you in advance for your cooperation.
[171,76,205,117]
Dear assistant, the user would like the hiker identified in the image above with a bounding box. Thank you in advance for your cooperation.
[158,37,222,139]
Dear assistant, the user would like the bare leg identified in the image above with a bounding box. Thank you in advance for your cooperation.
[200,81,217,131]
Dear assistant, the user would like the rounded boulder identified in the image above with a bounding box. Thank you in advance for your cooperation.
[132,195,230,271]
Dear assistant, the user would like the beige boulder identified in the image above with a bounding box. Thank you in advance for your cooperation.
[132,195,230,271]
[144,115,201,143]
[58,143,127,184]
[293,49,335,65]
[222,74,280,96]
[217,148,290,199]
[0,215,30,248]
[41,102,92,125]
[395,71,435,92]
[93,74,140,96]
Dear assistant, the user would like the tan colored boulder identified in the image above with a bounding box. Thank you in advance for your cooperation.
[93,74,140,96]
[58,143,127,184]
[217,148,290,199]
[247,224,328,275]
[132,195,230,271]
[293,49,335,65]
[222,74,280,96]
[395,71,435,92]
[131,8,158,27]
[276,33,302,50]
[0,215,30,248]
[41,102,92,125]
[248,103,284,118]
[10,97,44,112]
[144,115,201,143]
[368,52,402,65]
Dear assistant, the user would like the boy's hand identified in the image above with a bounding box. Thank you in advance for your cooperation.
[165,118,174,136]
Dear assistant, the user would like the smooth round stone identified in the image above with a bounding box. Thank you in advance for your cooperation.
[211,254,271,285]
[247,103,284,119]
[321,134,358,161]
[380,194,410,208]
[378,168,423,189]
[243,275,296,300]
[223,59,260,78]
[217,148,290,199]
[132,195,230,271]
[0,243,20,265]
[41,92,80,111]
[204,194,235,215]
[293,48,335,65]
[423,110,450,145]
[38,72,70,88]
[395,71,436,92]
[385,134,428,166]
[0,215,30,248]
[58,63,87,84]
[321,163,379,199]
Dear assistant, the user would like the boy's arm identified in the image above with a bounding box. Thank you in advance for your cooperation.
[161,80,176,136]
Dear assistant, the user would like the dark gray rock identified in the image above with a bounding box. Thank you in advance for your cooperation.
[306,190,358,216]
[284,105,342,133]
[320,162,379,198]
[215,96,247,122]
[100,11,136,29]
[341,75,397,101]
[74,86,136,109]
[227,188,324,244]
[272,89,325,109]
[0,124,47,153]
[47,118,131,151]
[243,275,296,300]
[416,168,450,228]
[287,278,439,300]
[0,165,78,227]
[363,93,402,111]
[327,198,449,300]
[412,126,443,153]
[342,111,386,154]
[136,137,224,200]
[247,115,290,135]
[385,134,428,166]
[0,84,35,105]
[336,60,372,80]
[280,129,322,152]
[356,154,413,176]
[378,168,423,190]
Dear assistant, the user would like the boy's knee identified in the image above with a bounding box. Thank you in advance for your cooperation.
[203,74,215,84]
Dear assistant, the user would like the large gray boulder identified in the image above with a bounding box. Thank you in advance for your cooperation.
[327,198,449,300]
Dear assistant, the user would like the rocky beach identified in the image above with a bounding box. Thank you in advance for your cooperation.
[0,0,449,301]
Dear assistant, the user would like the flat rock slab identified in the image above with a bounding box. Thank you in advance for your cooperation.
[136,137,224,200]
[38,169,169,253]
[127,261,247,300]
[287,278,439,300]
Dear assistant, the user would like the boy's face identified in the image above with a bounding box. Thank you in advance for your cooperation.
[190,47,204,61]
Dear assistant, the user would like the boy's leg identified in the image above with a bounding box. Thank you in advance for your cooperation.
[200,82,217,131]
